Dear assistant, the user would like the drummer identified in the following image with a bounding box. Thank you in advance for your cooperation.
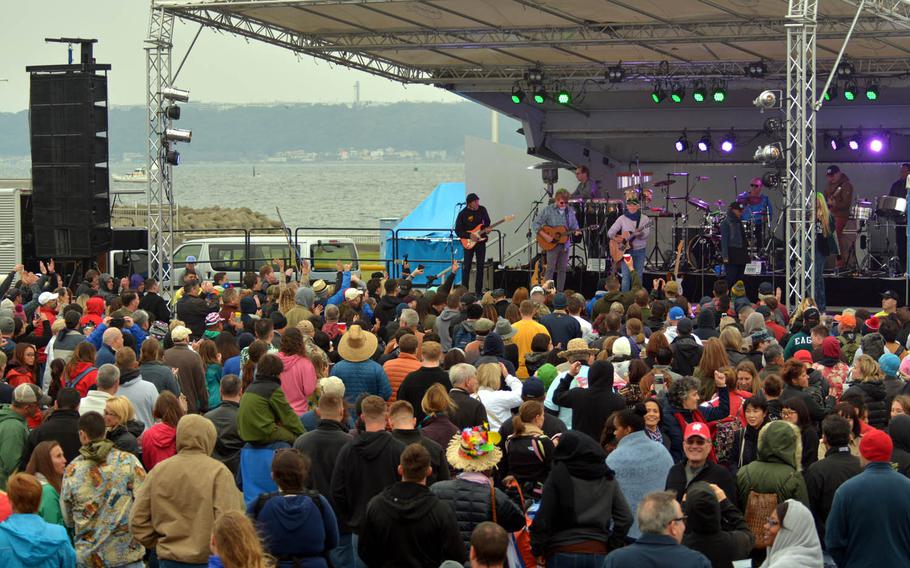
[738,177,772,226]
[572,165,601,199]
[887,163,910,270]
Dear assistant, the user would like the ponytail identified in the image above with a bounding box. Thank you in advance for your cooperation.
[512,413,526,437]
[513,400,544,437]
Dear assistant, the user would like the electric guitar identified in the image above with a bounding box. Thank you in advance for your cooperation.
[460,215,515,250]
[608,220,653,262]
[666,239,685,289]
[536,225,599,252]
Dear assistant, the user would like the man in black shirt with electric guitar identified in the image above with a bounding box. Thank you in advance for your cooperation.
[455,193,517,295]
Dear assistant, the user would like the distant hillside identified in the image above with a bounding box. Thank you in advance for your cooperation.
[0,101,523,161]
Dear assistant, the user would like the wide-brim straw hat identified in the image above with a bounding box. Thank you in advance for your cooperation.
[446,427,503,472]
[337,325,378,362]
[558,337,599,359]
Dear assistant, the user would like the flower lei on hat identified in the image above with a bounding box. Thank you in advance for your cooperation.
[458,424,501,460]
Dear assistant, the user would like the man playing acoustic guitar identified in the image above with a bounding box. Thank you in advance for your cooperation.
[454,192,491,294]
[533,189,582,292]
[607,195,652,292]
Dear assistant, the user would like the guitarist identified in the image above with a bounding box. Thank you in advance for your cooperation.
[607,196,652,292]
[454,192,491,294]
[532,189,581,292]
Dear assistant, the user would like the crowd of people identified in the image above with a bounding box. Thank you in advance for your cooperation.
[1,258,910,567]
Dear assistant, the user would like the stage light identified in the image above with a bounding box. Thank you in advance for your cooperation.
[697,133,712,152]
[762,172,781,188]
[693,82,706,103]
[746,61,766,78]
[754,143,783,164]
[165,148,181,166]
[836,62,854,78]
[712,83,726,103]
[525,68,544,83]
[651,84,666,104]
[532,87,546,104]
[556,89,572,105]
[868,132,887,153]
[865,83,879,101]
[753,90,779,109]
[164,128,192,143]
[607,66,624,83]
[843,81,857,101]
[720,130,736,153]
[161,86,190,103]
[671,84,685,103]
[165,105,181,120]
[847,133,862,151]
[824,85,838,102]
[510,85,525,104]
[675,133,689,152]
[763,117,783,136]
[826,132,844,151]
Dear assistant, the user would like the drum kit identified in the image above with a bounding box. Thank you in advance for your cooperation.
[847,195,907,275]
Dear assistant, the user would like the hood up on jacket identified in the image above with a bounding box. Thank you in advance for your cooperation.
[352,430,398,461]
[0,514,73,563]
[757,420,802,471]
[481,332,505,358]
[889,414,910,453]
[684,481,722,535]
[296,286,315,308]
[176,414,216,456]
[376,482,439,522]
[587,360,615,389]
[80,296,106,326]
[436,307,460,324]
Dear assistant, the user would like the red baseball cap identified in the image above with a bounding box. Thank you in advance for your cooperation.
[793,350,814,364]
[684,422,711,441]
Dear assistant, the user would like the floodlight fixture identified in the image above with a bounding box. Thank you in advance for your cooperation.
[556,89,572,105]
[720,130,736,153]
[865,83,879,101]
[754,142,783,164]
[651,83,666,104]
[511,85,525,104]
[164,128,192,143]
[670,84,685,103]
[712,82,726,103]
[762,171,781,189]
[165,148,181,166]
[826,131,844,151]
[697,132,712,152]
[753,90,779,109]
[847,132,862,151]
[532,87,547,104]
[836,62,855,78]
[843,81,857,101]
[161,86,190,103]
[607,65,624,83]
[692,82,706,103]
[675,133,689,152]
[868,132,887,153]
[824,84,838,102]
[525,68,544,84]
[165,105,181,120]
[746,61,767,78]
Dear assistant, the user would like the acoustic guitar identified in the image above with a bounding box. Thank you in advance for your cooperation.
[608,220,653,262]
[536,225,599,251]
[460,215,515,250]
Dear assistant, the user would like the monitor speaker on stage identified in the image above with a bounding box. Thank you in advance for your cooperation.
[27,40,112,260]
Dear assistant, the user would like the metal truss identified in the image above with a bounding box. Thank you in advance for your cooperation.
[842,0,910,27]
[146,7,176,291]
[785,0,818,311]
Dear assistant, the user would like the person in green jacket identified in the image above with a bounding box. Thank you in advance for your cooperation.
[24,440,66,526]
[0,384,45,490]
[736,420,810,515]
[237,353,304,444]
[197,338,223,409]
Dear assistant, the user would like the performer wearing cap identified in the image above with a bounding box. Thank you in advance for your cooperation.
[533,189,582,292]
[824,165,853,269]
[888,163,910,270]
[738,177,772,244]
[454,193,491,295]
[720,202,748,287]
[607,196,651,292]
[571,165,600,199]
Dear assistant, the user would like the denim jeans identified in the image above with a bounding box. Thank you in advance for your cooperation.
[621,248,646,292]
[546,552,606,567]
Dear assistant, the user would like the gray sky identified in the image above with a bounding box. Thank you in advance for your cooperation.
[1,1,461,112]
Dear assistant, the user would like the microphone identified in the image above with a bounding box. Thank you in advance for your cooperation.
[456,201,465,206]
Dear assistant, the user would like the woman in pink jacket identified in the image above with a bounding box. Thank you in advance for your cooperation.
[275,327,318,415]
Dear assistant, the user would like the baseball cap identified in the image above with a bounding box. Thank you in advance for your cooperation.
[880,353,901,377]
[344,288,363,301]
[794,350,814,364]
[758,282,774,296]
[859,428,893,462]
[14,383,51,406]
[461,293,478,305]
[664,281,679,296]
[38,291,59,305]
[882,290,901,301]
[185,255,197,263]
[750,329,772,344]
[465,193,480,204]
[677,318,694,335]
[803,307,820,322]
[684,422,711,441]
[530,286,545,296]
[865,316,881,331]
[521,377,546,398]
[491,289,506,299]
[826,165,841,176]
[171,325,192,342]
[668,306,685,321]
[756,306,772,318]
[552,293,568,309]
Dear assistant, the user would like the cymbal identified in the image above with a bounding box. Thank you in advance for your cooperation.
[654,180,676,187]
[668,196,688,200]
[688,197,710,211]
[527,161,572,170]
[669,172,690,176]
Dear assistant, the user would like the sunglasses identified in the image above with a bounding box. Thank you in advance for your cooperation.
[685,437,707,446]
[750,183,760,188]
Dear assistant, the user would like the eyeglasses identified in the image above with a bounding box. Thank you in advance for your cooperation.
[672,516,688,524]
[685,437,707,446]
[781,409,794,417]
[765,517,780,527]
[750,183,760,188]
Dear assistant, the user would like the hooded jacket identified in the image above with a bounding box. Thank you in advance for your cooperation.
[474,332,516,376]
[434,307,461,351]
[51,328,85,363]
[0,406,28,490]
[607,429,674,539]
[553,360,626,441]
[163,344,209,414]
[762,499,823,568]
[139,360,181,396]
[63,361,98,397]
[249,491,339,568]
[682,482,753,568]
[130,415,245,564]
[0,514,76,567]
[141,422,177,470]
[118,368,159,429]
[275,352,318,414]
[671,333,704,376]
[736,421,809,510]
[842,380,889,430]
[330,431,406,533]
[805,445,861,542]
[139,291,171,324]
[294,419,352,532]
[694,310,720,341]
[889,414,910,477]
[390,429,450,485]
[79,296,106,328]
[359,481,465,568]
[238,373,305,444]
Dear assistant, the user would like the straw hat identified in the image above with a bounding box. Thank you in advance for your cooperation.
[557,337,599,360]
[338,325,378,362]
[446,426,503,472]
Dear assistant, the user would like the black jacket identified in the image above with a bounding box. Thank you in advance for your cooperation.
[375,295,403,329]
[781,383,830,424]
[359,481,466,568]
[843,380,889,429]
[553,360,626,442]
[666,460,739,510]
[294,419,353,531]
[728,423,764,477]
[390,429,450,485]
[175,293,216,339]
[330,431,406,533]
[203,401,242,474]
[890,415,910,478]
[106,423,141,459]
[448,387,488,430]
[138,291,171,324]
[671,334,704,377]
[24,409,82,464]
[682,482,753,568]
[805,446,862,544]
[397,367,453,424]
[431,478,526,552]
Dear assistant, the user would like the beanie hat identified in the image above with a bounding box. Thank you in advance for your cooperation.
[899,355,910,378]
[859,428,893,462]
[879,353,901,377]
[677,318,694,335]
[535,363,559,390]
[821,336,841,360]
[731,280,746,298]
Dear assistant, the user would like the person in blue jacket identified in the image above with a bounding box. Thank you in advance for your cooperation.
[0,472,76,568]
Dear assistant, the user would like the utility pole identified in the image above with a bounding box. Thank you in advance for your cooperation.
[354,81,360,106]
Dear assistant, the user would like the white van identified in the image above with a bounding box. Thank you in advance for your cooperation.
[165,235,359,287]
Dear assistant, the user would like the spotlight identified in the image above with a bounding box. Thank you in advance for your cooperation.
[651,84,666,104]
[763,117,783,136]
[607,66,624,83]
[712,83,726,103]
[532,87,546,104]
[836,62,855,78]
[865,83,879,101]
[847,133,862,151]
[692,82,707,103]
[510,85,525,104]
[161,86,190,103]
[843,81,857,101]
[753,90,779,109]
[762,172,781,189]
[525,68,544,83]
[746,61,767,78]
[697,133,712,152]
[754,143,783,164]
[164,128,192,143]
[556,89,572,105]
[868,133,887,153]
[675,133,689,152]
[720,130,736,153]
[165,148,181,166]
[824,85,838,102]
[165,105,181,120]
[670,84,686,103]
[826,132,844,151]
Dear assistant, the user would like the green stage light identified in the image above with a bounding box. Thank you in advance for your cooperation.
[865,84,879,101]
[556,90,571,105]
[712,85,726,103]
[844,81,856,101]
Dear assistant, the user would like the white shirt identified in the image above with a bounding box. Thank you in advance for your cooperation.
[79,390,112,416]
[475,375,523,430]
[664,324,703,345]
[572,315,593,338]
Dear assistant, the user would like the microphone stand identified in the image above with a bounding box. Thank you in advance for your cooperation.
[516,189,549,287]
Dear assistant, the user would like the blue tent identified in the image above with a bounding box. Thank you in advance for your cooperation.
[386,181,465,286]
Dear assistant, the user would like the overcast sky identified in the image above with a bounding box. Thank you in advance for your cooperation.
[0,1,462,112]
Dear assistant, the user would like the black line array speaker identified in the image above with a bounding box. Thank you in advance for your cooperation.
[29,69,111,259]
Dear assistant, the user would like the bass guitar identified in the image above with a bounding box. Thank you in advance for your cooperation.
[460,215,515,250]
[536,225,599,252]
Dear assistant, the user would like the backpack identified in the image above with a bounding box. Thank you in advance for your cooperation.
[740,468,802,549]
[65,366,95,390]
[714,417,743,465]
